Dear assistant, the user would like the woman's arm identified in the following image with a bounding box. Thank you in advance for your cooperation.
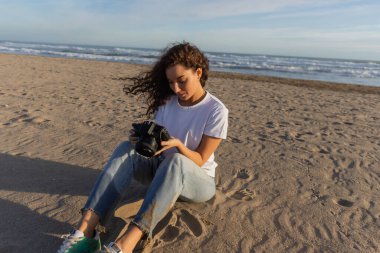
[155,135,222,167]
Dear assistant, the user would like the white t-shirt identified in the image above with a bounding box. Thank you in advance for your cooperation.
[155,91,228,177]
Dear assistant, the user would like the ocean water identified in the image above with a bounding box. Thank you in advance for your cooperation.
[1,41,379,87]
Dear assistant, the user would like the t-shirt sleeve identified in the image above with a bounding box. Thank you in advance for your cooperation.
[204,105,228,139]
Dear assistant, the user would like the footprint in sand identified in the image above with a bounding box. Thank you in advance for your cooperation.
[334,198,354,208]
[236,168,250,179]
[230,188,256,201]
[223,168,260,203]
[235,168,258,181]
[160,224,181,242]
[152,208,208,249]
[330,157,358,186]
[179,209,204,237]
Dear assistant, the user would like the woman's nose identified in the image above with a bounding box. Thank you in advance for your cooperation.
[172,82,181,93]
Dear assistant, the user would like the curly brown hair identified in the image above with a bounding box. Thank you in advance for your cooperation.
[123,42,209,116]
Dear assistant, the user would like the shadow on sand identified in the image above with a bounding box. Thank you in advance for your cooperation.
[0,153,213,252]
[0,153,100,253]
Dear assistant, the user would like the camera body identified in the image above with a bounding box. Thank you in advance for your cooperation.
[132,121,171,157]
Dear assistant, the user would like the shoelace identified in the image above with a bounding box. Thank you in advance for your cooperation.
[57,234,82,253]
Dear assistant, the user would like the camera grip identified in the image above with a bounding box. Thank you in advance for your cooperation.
[160,129,171,141]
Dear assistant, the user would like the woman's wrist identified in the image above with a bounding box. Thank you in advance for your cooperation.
[175,139,185,151]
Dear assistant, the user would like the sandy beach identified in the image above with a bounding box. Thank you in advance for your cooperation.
[0,53,379,253]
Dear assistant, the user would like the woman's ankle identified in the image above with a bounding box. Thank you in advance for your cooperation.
[78,210,100,237]
[116,224,144,253]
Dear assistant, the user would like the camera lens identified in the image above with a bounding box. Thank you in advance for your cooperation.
[135,137,158,157]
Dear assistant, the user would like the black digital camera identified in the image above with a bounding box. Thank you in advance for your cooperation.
[132,121,171,157]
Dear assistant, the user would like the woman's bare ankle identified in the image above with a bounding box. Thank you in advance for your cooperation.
[116,224,144,253]
[77,209,100,237]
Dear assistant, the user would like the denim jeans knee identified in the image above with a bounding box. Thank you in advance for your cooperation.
[132,152,215,237]
[82,141,159,221]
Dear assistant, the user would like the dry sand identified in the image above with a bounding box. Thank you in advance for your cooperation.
[0,53,379,253]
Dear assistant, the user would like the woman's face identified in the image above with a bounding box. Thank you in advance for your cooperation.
[165,64,204,106]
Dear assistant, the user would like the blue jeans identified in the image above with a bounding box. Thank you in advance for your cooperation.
[83,141,216,238]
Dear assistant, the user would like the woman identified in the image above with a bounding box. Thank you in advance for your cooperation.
[57,42,228,253]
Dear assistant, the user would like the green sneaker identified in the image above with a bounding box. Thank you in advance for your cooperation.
[57,229,101,253]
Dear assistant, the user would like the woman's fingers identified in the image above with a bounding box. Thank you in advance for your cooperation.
[154,146,169,156]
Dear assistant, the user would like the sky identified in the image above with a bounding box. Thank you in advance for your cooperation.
[0,0,379,61]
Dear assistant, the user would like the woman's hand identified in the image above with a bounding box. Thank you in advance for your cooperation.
[154,137,181,156]
[128,129,139,145]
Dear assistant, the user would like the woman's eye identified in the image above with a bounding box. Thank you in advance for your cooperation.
[178,80,186,85]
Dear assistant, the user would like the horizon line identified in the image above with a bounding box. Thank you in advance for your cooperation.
[1,39,379,63]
